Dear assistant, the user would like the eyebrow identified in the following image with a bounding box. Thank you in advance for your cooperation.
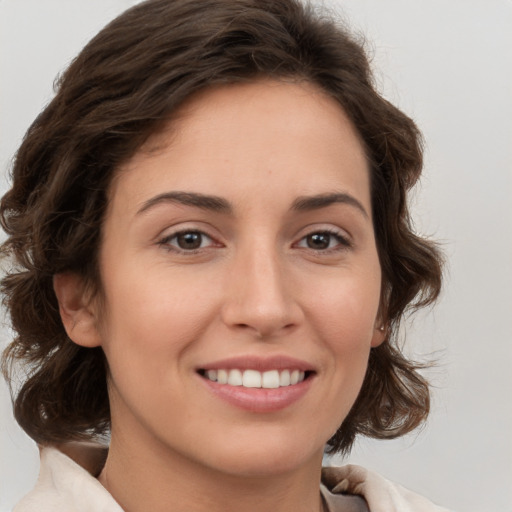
[292,192,369,218]
[137,190,368,218]
[137,191,232,215]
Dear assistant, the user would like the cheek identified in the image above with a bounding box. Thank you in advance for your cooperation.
[307,268,381,343]
[98,263,219,379]
[304,266,381,410]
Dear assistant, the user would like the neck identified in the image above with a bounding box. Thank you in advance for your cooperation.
[100,429,325,512]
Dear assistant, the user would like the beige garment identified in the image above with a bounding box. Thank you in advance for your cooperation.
[321,482,369,512]
[14,444,452,512]
[322,465,452,512]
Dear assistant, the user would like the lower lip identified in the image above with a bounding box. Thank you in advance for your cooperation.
[199,374,314,413]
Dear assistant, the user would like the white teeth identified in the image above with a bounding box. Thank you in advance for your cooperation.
[279,369,291,386]
[203,368,307,388]
[262,370,280,389]
[217,369,228,384]
[242,369,262,388]
[227,369,242,386]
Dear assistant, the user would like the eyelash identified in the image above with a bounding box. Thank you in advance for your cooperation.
[157,228,351,255]
[294,229,352,253]
[158,229,218,254]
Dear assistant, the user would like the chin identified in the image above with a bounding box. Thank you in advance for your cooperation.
[199,433,326,478]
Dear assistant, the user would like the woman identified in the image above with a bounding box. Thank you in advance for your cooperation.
[1,0,446,511]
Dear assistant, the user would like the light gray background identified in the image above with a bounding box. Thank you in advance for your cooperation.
[1,1,511,511]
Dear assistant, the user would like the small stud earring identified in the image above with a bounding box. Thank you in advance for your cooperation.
[378,325,385,331]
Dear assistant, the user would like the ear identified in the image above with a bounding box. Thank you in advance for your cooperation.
[370,320,387,348]
[53,273,102,348]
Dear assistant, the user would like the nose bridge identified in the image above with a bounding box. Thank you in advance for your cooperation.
[221,235,300,337]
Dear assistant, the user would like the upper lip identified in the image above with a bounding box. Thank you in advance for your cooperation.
[198,355,316,373]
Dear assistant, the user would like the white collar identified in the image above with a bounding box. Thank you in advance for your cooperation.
[14,444,451,512]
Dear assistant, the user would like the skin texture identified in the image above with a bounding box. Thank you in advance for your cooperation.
[54,80,385,512]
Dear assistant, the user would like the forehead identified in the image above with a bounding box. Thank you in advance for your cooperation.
[111,79,370,216]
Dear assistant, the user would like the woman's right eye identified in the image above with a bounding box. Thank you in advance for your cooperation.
[159,230,215,252]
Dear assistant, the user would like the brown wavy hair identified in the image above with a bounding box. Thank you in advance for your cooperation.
[1,0,442,454]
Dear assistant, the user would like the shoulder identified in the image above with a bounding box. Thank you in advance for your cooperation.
[14,444,122,512]
[321,465,453,512]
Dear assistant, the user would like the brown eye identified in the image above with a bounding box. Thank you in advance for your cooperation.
[176,231,203,250]
[161,230,214,251]
[296,230,351,251]
[306,233,331,249]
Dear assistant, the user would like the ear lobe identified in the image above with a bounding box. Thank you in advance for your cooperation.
[371,323,387,348]
[53,273,102,348]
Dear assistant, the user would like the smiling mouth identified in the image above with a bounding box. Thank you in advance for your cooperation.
[198,368,314,389]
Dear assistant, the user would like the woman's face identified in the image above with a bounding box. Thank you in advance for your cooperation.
[89,80,384,476]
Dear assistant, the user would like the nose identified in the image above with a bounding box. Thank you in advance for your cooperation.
[220,243,303,338]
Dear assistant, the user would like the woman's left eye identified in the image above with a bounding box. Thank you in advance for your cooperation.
[159,230,215,252]
[295,231,350,251]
